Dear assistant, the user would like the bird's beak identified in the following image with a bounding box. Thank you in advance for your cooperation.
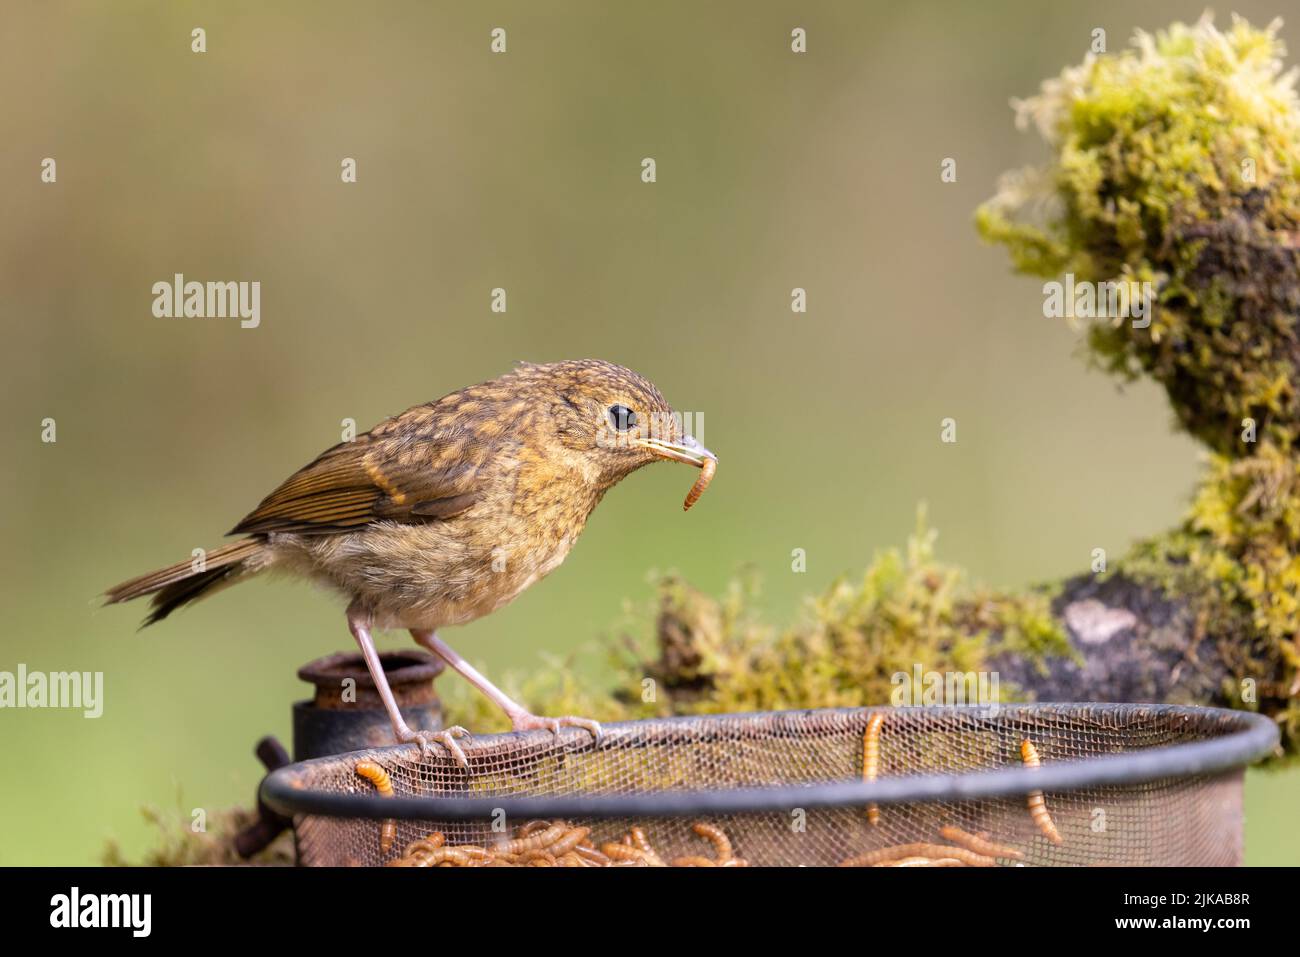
[635,434,717,468]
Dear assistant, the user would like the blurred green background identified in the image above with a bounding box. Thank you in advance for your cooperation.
[2,1,1296,865]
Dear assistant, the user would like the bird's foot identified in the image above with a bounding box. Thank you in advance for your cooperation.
[396,725,473,769]
[509,712,603,746]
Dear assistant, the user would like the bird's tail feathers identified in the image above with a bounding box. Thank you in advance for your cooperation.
[104,538,269,627]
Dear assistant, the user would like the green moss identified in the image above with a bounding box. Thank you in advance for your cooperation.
[978,15,1300,454]
[657,510,1069,714]
[448,510,1070,726]
[1152,444,1299,744]
[444,647,661,732]
[101,797,294,867]
[1114,462,1299,750]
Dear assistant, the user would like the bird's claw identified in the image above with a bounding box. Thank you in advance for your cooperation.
[510,713,603,747]
[398,725,473,770]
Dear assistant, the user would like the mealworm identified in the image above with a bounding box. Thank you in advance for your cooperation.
[628,826,653,851]
[518,819,553,837]
[628,825,667,866]
[671,856,718,867]
[354,760,397,853]
[353,760,394,795]
[1020,739,1064,845]
[378,822,396,854]
[601,842,644,861]
[548,826,591,858]
[353,759,392,795]
[380,821,398,853]
[863,713,884,825]
[402,847,477,867]
[574,844,611,866]
[409,843,489,867]
[875,856,965,867]
[495,822,568,858]
[938,825,1024,861]
[401,836,446,859]
[691,822,734,863]
[839,842,996,868]
[683,456,716,511]
[601,842,664,865]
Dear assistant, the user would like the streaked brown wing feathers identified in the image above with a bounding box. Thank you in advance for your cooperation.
[230,430,483,535]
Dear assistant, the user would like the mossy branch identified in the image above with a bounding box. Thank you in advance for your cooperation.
[973,15,1300,751]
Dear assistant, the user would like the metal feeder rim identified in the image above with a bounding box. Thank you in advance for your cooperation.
[260,703,1279,822]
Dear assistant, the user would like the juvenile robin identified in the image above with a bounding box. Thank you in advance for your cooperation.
[106,359,716,766]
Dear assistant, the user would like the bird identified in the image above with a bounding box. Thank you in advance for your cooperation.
[105,359,716,767]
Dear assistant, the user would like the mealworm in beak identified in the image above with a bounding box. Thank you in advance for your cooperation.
[683,456,716,511]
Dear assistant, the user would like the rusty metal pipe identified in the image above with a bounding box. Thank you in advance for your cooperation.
[293,650,445,760]
[237,650,445,858]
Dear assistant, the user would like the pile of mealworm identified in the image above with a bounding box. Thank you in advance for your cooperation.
[386,820,748,867]
[355,759,746,866]
[838,825,1025,867]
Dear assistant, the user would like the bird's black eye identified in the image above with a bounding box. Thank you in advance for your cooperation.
[608,404,637,432]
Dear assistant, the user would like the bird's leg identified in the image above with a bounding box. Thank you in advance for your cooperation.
[346,603,472,768]
[410,629,602,744]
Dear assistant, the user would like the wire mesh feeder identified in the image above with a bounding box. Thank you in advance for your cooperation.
[261,703,1277,867]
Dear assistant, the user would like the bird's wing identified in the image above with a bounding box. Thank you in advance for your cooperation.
[229,421,486,536]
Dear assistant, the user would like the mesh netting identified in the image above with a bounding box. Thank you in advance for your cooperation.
[262,704,1276,867]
